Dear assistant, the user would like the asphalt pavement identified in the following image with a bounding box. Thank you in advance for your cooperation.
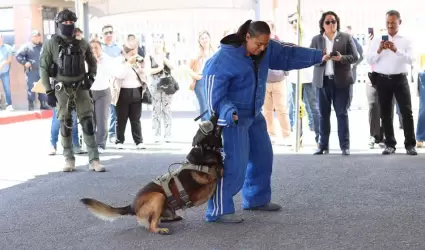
[1,110,425,250]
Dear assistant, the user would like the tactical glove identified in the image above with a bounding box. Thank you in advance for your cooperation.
[46,91,57,107]
[82,74,95,90]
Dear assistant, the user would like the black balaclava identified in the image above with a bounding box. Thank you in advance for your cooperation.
[58,23,75,37]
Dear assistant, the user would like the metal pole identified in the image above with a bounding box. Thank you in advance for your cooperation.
[294,0,302,152]
[254,0,261,21]
[83,2,89,40]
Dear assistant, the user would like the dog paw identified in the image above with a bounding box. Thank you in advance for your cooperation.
[158,228,170,235]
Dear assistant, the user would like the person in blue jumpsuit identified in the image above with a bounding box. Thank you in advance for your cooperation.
[15,30,50,111]
[203,20,324,223]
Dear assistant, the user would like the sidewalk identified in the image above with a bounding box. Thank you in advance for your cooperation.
[0,109,53,125]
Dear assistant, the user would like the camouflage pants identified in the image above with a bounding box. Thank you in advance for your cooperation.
[55,83,98,162]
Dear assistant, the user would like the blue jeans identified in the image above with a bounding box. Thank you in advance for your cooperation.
[50,108,80,147]
[417,72,425,141]
[0,72,11,105]
[195,79,208,121]
[289,82,320,142]
[108,104,117,138]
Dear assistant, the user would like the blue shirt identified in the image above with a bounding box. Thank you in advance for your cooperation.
[0,43,12,74]
[101,42,122,58]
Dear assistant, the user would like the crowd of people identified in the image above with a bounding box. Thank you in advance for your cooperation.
[0,8,423,165]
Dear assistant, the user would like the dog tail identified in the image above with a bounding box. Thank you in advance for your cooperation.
[80,198,134,221]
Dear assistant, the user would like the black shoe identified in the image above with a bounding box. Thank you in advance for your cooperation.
[341,149,350,155]
[382,147,395,155]
[406,147,418,155]
[314,148,329,155]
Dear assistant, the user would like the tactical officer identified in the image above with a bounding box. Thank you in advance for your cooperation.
[39,9,105,172]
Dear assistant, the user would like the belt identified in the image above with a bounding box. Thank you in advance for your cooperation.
[377,73,407,79]
[324,75,334,79]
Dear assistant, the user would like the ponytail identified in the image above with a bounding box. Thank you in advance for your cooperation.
[235,20,271,41]
[236,20,252,39]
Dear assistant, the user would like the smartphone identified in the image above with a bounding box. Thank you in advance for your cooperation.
[368,27,374,36]
[382,35,389,41]
[330,51,338,57]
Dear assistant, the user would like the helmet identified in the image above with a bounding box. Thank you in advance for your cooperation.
[54,9,77,23]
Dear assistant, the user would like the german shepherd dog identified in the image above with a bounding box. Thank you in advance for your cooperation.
[80,114,224,235]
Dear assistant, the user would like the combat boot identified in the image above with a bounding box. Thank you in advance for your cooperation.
[63,159,76,172]
[89,160,105,172]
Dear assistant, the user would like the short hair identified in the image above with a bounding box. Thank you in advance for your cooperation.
[102,25,113,32]
[128,34,136,39]
[89,39,102,47]
[74,27,83,34]
[386,10,401,19]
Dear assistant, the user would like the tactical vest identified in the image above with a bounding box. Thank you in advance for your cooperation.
[54,35,85,77]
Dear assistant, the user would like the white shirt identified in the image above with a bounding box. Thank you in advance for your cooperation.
[288,31,314,84]
[323,32,337,76]
[366,32,414,74]
[91,53,116,91]
[112,56,142,89]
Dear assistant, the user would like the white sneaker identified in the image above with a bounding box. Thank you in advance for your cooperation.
[48,146,57,156]
[98,147,105,154]
[136,143,146,149]
[116,143,124,149]
[153,136,161,143]
[278,137,293,146]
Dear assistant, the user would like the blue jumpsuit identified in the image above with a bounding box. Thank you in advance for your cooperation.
[203,37,323,221]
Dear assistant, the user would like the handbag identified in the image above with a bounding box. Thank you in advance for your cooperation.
[131,67,152,104]
[157,73,179,95]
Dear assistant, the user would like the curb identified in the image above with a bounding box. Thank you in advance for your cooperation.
[0,110,53,125]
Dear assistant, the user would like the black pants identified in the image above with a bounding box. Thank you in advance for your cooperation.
[366,82,397,142]
[376,74,415,148]
[317,76,350,150]
[115,88,143,144]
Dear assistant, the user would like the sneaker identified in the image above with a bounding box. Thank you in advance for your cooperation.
[417,141,424,148]
[153,136,161,143]
[109,136,116,143]
[89,160,105,172]
[5,105,13,111]
[98,147,105,154]
[406,147,418,155]
[63,159,76,172]
[116,143,124,149]
[382,147,396,155]
[278,136,292,146]
[48,146,57,156]
[368,136,375,149]
[74,147,83,154]
[136,143,146,149]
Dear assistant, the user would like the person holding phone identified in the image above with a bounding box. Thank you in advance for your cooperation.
[310,11,359,156]
[366,10,417,156]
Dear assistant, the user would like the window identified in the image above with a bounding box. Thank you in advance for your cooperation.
[0,8,13,32]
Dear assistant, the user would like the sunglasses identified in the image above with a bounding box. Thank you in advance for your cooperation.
[289,20,297,25]
[325,20,337,25]
[104,31,113,35]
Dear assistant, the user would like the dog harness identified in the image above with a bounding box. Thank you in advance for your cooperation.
[153,162,212,211]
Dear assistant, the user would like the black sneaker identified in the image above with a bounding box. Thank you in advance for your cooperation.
[406,147,418,155]
[382,147,395,155]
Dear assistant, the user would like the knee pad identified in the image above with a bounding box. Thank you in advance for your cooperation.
[60,119,73,137]
[80,116,95,135]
